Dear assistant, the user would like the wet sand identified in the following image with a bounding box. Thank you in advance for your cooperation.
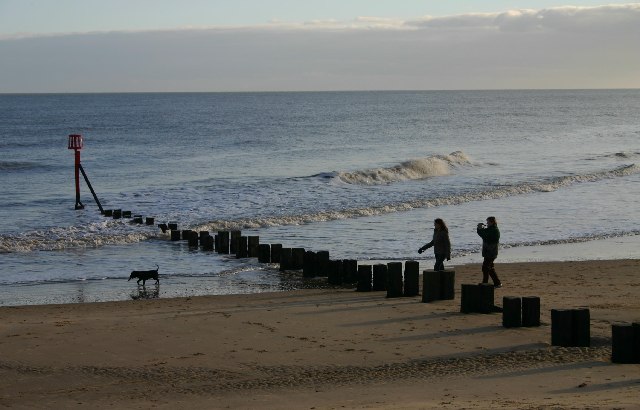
[1,259,639,409]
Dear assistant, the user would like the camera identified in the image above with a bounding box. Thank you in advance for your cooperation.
[477,223,486,228]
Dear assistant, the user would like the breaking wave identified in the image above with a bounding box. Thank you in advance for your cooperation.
[2,163,637,253]
[330,151,471,185]
[0,221,155,253]
[196,164,639,232]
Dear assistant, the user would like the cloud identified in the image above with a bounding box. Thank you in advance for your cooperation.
[406,3,640,32]
[1,4,639,92]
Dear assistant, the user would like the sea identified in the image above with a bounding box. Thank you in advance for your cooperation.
[1,90,639,306]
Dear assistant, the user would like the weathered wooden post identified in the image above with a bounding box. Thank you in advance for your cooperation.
[423,271,442,303]
[478,283,495,314]
[187,231,199,247]
[202,234,214,251]
[460,284,482,313]
[303,251,317,278]
[170,230,181,241]
[133,215,143,224]
[386,262,403,298]
[248,236,260,258]
[122,211,132,218]
[372,264,387,291]
[291,248,305,270]
[551,309,574,347]
[168,222,178,231]
[316,251,330,277]
[236,236,248,258]
[270,244,282,263]
[611,323,636,364]
[356,265,372,292]
[145,217,155,225]
[502,296,522,328]
[113,209,122,219]
[280,248,292,271]
[439,270,455,300]
[343,260,358,284]
[573,308,590,347]
[230,231,241,254]
[258,244,271,263]
[217,231,230,254]
[158,223,168,233]
[522,296,541,327]
[103,209,113,217]
[327,260,343,285]
[635,323,640,363]
[403,261,419,297]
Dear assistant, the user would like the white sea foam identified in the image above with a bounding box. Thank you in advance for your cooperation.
[196,164,639,232]
[0,221,155,253]
[2,163,637,253]
[334,151,471,185]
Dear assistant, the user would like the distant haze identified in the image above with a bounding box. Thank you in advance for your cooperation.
[1,3,639,92]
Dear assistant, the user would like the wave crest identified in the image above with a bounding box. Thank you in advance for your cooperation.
[196,164,639,232]
[335,151,471,185]
[3,164,637,253]
[0,221,155,253]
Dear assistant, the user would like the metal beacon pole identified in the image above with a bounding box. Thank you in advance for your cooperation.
[68,134,104,213]
[68,134,85,210]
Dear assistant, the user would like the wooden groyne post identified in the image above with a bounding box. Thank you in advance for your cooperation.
[386,262,403,298]
[403,261,420,297]
[551,308,590,347]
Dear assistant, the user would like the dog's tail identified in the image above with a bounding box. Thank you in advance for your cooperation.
[156,264,159,271]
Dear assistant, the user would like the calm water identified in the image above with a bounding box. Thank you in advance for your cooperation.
[1,90,639,304]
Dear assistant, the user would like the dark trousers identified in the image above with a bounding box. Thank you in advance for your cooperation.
[434,253,446,271]
[482,257,501,285]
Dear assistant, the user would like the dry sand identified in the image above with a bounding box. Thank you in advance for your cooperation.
[1,259,639,409]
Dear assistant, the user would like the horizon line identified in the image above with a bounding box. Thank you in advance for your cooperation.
[2,87,639,96]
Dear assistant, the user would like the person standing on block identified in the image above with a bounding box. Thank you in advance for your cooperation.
[418,218,451,271]
[477,216,502,288]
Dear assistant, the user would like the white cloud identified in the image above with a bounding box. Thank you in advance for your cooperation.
[1,4,639,92]
[406,3,640,32]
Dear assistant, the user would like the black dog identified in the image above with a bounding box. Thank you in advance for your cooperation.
[128,264,160,286]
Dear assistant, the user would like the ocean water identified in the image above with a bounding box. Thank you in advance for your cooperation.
[1,90,639,305]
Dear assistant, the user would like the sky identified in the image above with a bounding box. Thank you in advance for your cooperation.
[0,1,639,92]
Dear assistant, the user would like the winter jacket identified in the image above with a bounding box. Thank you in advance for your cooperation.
[423,229,451,258]
[477,224,500,258]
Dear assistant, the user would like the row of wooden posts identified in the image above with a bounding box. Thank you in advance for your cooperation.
[177,225,639,364]
[105,210,639,365]
[103,208,156,226]
[475,289,638,364]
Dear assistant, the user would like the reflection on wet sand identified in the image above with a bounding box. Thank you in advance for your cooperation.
[131,284,160,300]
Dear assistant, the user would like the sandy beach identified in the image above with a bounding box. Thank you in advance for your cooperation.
[1,259,639,409]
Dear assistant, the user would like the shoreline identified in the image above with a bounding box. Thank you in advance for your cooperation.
[1,259,639,408]
[2,234,639,307]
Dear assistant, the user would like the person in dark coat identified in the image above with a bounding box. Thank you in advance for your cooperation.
[477,216,502,288]
[418,218,451,271]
